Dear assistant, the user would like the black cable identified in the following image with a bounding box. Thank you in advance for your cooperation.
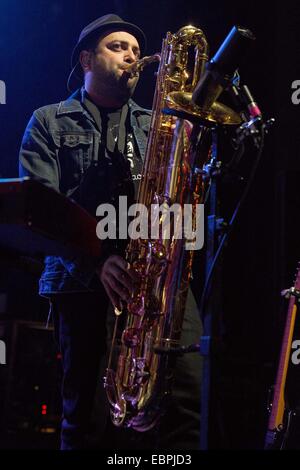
[199,126,265,320]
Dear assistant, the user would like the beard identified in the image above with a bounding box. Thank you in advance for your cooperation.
[119,71,139,97]
[95,67,139,104]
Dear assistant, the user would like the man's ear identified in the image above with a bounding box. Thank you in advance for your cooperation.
[79,50,92,71]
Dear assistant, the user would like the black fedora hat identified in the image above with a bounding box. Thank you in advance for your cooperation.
[67,13,146,91]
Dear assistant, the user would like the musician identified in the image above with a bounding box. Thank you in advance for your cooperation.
[19,13,202,450]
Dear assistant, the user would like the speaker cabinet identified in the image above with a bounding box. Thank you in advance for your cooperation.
[0,320,62,448]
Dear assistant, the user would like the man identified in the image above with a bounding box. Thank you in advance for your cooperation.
[19,14,202,450]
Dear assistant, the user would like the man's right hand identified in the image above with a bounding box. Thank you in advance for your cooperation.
[97,255,138,310]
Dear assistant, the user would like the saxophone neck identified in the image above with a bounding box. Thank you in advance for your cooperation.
[123,54,161,77]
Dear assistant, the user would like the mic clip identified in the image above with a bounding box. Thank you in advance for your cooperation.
[234,115,262,147]
[232,116,275,149]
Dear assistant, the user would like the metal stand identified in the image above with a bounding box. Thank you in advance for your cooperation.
[199,129,225,450]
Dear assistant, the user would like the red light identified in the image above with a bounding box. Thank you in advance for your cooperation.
[56,353,62,360]
[41,404,47,415]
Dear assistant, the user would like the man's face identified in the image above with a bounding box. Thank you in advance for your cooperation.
[83,30,141,100]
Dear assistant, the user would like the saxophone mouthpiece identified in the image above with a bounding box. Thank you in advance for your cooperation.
[123,54,161,77]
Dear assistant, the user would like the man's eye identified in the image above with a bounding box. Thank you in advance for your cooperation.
[112,43,122,50]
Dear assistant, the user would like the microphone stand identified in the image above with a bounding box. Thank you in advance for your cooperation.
[197,126,227,450]
[197,89,274,450]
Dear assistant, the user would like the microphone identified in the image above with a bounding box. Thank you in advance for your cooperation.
[239,84,262,118]
[229,81,266,148]
[192,25,256,111]
[230,83,262,121]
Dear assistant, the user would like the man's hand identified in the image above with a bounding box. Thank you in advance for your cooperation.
[97,255,138,310]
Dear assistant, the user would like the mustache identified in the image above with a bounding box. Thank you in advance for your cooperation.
[119,63,140,78]
[119,61,137,70]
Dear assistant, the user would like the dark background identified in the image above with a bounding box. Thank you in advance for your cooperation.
[0,0,300,449]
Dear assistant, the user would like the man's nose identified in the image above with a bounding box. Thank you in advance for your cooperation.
[124,49,136,64]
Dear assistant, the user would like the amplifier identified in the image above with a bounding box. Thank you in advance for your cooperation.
[0,320,62,441]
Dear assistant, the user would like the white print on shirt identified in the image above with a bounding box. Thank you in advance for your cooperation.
[126,135,134,169]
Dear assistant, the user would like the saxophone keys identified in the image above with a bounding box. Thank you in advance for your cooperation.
[122,328,141,347]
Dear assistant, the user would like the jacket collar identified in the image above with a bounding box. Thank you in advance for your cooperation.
[57,89,83,115]
[57,87,149,116]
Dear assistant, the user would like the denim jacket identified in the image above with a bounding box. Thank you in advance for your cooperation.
[19,88,151,295]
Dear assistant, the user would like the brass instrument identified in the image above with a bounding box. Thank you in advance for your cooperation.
[105,25,240,431]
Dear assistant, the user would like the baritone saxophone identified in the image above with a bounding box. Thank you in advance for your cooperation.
[104,25,240,431]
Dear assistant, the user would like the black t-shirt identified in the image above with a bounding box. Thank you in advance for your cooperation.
[83,91,143,199]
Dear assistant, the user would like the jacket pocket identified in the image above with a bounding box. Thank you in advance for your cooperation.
[54,132,94,194]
